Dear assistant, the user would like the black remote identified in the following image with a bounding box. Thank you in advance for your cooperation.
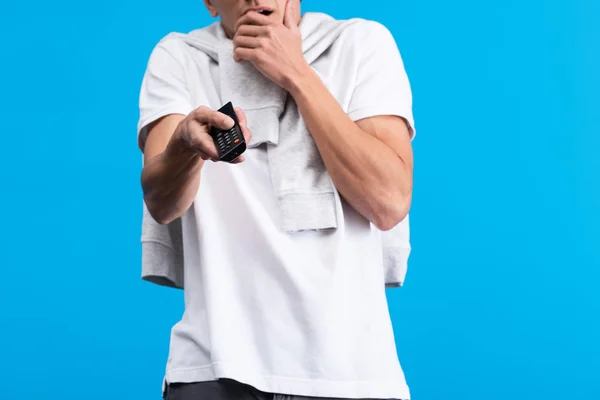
[209,102,246,162]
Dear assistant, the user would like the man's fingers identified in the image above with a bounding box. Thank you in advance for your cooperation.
[235,24,264,38]
[233,34,261,49]
[186,106,250,163]
[194,148,215,162]
[233,47,254,62]
[234,107,248,126]
[283,0,295,30]
[235,12,273,31]
[185,120,219,160]
[234,107,252,144]
[191,106,234,130]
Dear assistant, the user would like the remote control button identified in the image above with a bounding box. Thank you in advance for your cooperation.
[234,139,240,143]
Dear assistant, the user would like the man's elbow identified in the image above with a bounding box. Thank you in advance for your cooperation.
[373,195,411,231]
[144,195,176,225]
[152,213,176,226]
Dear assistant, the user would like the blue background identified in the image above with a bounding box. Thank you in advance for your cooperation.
[0,0,598,399]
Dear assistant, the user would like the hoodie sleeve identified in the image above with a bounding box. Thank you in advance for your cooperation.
[346,21,416,139]
[137,37,194,151]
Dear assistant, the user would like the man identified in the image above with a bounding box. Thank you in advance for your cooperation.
[137,0,415,399]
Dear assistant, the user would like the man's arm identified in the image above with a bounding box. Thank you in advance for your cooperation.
[232,5,414,231]
[140,108,250,225]
[287,69,413,231]
[141,114,204,225]
[138,38,254,225]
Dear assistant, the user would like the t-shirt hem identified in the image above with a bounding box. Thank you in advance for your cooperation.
[348,105,416,140]
[164,363,411,399]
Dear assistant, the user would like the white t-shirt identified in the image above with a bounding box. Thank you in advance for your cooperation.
[138,15,414,400]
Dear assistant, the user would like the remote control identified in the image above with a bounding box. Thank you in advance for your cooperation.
[209,102,246,162]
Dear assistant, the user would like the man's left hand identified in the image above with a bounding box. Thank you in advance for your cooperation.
[233,0,308,91]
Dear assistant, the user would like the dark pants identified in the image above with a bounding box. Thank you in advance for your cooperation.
[163,379,401,400]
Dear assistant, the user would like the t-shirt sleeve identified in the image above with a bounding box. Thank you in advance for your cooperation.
[137,38,194,150]
[346,21,416,139]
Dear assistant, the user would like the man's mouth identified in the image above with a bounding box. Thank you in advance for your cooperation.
[244,7,273,16]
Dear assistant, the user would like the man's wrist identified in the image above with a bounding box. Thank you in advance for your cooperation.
[284,63,318,96]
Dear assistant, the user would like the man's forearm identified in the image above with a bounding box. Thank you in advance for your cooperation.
[286,68,412,231]
[141,138,205,225]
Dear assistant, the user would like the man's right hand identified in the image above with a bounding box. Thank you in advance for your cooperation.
[168,105,253,164]
[141,105,252,224]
